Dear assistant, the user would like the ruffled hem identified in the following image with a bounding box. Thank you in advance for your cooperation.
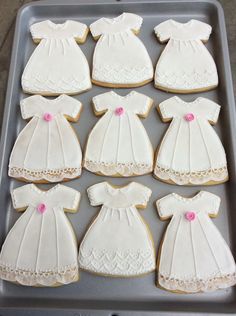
[9,166,81,182]
[158,272,236,293]
[78,249,155,276]
[0,263,78,286]
[154,164,228,185]
[84,160,153,176]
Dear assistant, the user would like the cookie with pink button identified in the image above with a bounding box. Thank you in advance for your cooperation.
[0,184,80,286]
[8,94,83,183]
[154,96,228,185]
[83,90,154,176]
[156,191,236,293]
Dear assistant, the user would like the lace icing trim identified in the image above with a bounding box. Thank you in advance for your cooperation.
[22,76,91,93]
[92,65,153,84]
[159,272,236,292]
[0,263,78,286]
[9,166,81,182]
[155,69,218,90]
[79,249,155,276]
[154,164,228,185]
[84,160,153,176]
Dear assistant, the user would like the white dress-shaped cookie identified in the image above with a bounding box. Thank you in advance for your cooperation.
[90,13,153,87]
[84,91,154,176]
[22,20,91,95]
[78,182,155,276]
[154,97,228,185]
[154,19,218,93]
[0,184,80,286]
[156,192,236,293]
[9,94,82,183]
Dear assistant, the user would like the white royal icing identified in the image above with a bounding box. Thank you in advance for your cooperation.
[78,182,155,276]
[84,91,154,176]
[154,19,218,91]
[90,13,153,85]
[9,94,83,182]
[156,192,236,293]
[22,20,92,95]
[0,184,80,286]
[154,96,228,185]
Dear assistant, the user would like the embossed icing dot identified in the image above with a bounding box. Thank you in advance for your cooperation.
[115,107,124,116]
[43,112,53,122]
[37,203,47,214]
[184,113,195,122]
[185,211,196,221]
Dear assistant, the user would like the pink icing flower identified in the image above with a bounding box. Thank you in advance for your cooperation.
[184,113,195,122]
[37,203,47,214]
[185,211,196,221]
[115,107,124,116]
[43,112,53,122]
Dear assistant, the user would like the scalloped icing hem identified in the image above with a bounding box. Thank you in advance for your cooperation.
[84,160,153,176]
[154,165,228,185]
[158,272,236,293]
[78,250,155,276]
[9,166,82,182]
[0,264,79,286]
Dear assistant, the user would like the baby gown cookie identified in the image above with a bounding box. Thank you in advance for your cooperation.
[22,20,91,95]
[90,13,153,87]
[156,191,236,293]
[154,19,218,93]
[9,94,83,183]
[78,182,155,277]
[0,184,80,286]
[154,96,228,185]
[84,91,154,176]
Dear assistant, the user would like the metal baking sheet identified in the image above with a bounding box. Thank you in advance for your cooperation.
[0,0,235,314]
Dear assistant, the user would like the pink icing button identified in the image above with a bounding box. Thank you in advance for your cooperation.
[43,112,53,122]
[115,107,124,116]
[185,211,196,222]
[37,203,47,214]
[184,113,195,122]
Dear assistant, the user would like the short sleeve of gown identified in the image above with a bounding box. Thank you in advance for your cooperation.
[60,95,82,120]
[90,19,106,38]
[20,95,41,119]
[92,92,113,114]
[154,20,173,42]
[30,21,50,40]
[158,97,177,120]
[129,182,152,207]
[192,20,212,41]
[198,98,220,123]
[156,194,176,219]
[66,20,88,41]
[129,92,153,116]
[203,192,221,217]
[124,13,143,32]
[11,184,33,210]
[58,185,80,212]
[87,182,107,206]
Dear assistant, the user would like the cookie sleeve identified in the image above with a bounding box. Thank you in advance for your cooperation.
[60,95,82,120]
[129,92,153,116]
[66,20,88,41]
[30,21,49,40]
[158,97,176,120]
[20,95,41,119]
[156,194,175,219]
[11,184,32,210]
[90,19,105,38]
[198,98,220,123]
[130,183,152,207]
[87,182,107,206]
[154,20,172,42]
[193,20,212,41]
[124,13,143,32]
[204,192,221,216]
[60,186,80,212]
[92,92,111,114]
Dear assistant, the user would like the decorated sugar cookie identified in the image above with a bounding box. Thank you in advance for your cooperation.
[156,191,236,293]
[154,96,228,185]
[78,182,155,277]
[22,20,91,95]
[90,13,154,87]
[0,184,80,286]
[154,19,218,93]
[9,94,83,183]
[84,91,154,176]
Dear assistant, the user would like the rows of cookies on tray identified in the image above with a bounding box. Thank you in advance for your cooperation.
[0,12,235,294]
